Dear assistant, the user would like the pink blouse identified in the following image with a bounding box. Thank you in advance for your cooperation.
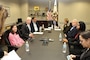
[8,33,25,47]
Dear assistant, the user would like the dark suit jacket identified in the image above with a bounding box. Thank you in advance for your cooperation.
[75,49,90,60]
[66,26,78,39]
[30,21,39,33]
[68,38,84,55]
[0,48,4,58]
[80,49,90,60]
[21,23,31,40]
[63,24,70,34]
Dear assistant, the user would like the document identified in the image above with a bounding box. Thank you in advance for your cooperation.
[44,28,51,31]
[1,50,21,60]
[33,32,43,34]
[54,29,61,31]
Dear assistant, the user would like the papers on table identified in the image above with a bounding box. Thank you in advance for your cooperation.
[33,32,43,34]
[54,29,61,31]
[44,27,61,31]
[49,38,54,42]
[1,50,21,60]
[44,28,51,31]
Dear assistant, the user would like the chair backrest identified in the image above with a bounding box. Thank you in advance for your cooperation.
[2,29,11,45]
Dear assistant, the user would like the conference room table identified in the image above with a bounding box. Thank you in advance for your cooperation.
[17,30,68,60]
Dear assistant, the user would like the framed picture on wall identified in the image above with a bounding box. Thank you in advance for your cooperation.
[34,6,40,11]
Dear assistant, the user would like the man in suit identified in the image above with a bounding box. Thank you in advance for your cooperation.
[66,19,78,39]
[63,19,79,53]
[31,17,39,33]
[21,17,34,40]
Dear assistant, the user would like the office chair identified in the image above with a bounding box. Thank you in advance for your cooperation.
[2,29,18,52]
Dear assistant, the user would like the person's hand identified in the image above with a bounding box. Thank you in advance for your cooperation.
[70,58,74,60]
[29,33,34,38]
[70,54,76,59]
[64,34,67,37]
[63,38,68,43]
[4,51,8,56]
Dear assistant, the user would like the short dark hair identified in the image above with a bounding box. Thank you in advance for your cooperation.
[32,17,35,20]
[80,30,90,40]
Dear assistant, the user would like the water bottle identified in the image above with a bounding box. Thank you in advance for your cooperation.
[42,24,44,31]
[39,26,42,32]
[51,24,53,29]
[62,42,67,53]
[25,41,30,52]
[59,33,62,41]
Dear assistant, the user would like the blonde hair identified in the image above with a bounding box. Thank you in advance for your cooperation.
[26,17,31,21]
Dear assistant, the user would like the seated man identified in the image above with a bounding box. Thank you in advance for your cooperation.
[66,19,79,39]
[63,19,79,54]
[68,21,86,55]
[31,17,39,33]
[21,17,34,40]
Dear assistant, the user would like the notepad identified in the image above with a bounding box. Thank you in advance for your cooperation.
[54,29,61,31]
[1,50,21,60]
[44,28,51,31]
[33,32,43,34]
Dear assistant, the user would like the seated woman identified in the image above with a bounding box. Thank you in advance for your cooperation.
[8,24,25,51]
[63,18,70,34]
[69,30,90,60]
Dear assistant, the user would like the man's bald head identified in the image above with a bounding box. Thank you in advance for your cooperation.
[71,19,78,27]
[26,17,32,24]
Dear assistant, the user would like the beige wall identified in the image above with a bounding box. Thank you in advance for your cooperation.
[58,1,90,30]
[0,0,90,30]
[20,0,29,21]
[0,0,29,25]
[0,0,21,25]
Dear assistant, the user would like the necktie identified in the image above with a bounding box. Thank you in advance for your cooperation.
[70,27,74,31]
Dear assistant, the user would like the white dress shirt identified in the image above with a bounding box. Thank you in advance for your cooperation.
[27,24,31,32]
[33,22,38,32]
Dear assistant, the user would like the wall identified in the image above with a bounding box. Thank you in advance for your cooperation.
[0,0,21,25]
[58,1,90,30]
[0,0,90,30]
[20,0,29,21]
[29,0,54,20]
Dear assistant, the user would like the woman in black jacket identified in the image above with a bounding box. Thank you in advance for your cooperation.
[70,30,90,60]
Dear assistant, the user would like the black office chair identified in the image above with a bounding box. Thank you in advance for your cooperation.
[2,29,18,52]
